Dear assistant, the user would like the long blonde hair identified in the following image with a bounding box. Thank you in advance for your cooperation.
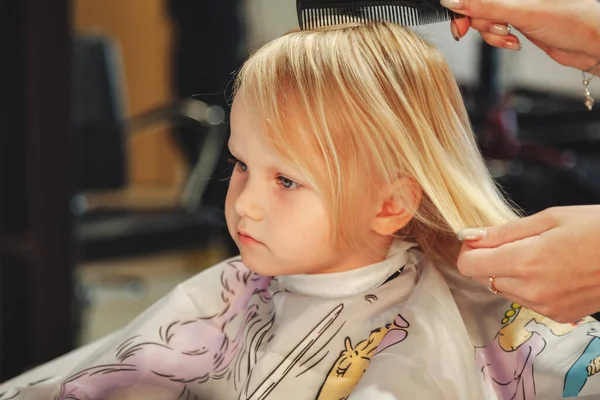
[234,22,519,262]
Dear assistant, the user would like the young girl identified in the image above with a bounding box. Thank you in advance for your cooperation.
[2,22,600,400]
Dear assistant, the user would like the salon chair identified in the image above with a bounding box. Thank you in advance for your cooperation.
[71,34,234,262]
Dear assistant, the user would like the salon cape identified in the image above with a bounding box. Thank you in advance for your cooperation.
[1,241,600,400]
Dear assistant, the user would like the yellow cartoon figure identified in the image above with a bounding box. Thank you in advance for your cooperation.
[588,356,600,377]
[476,302,597,399]
[498,303,595,351]
[316,314,409,400]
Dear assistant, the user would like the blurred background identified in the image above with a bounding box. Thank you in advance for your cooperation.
[1,0,600,382]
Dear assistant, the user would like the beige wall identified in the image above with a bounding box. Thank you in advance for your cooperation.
[74,0,185,186]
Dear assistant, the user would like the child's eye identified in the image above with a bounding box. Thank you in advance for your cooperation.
[276,176,300,190]
[227,156,248,172]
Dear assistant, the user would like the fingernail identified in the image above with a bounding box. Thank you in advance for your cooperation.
[457,228,487,241]
[504,39,522,51]
[490,24,510,36]
[450,21,461,41]
[440,0,464,10]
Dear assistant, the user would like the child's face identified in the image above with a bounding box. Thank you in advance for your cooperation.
[225,91,381,276]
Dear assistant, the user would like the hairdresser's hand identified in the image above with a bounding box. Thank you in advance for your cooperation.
[456,205,600,323]
[441,0,600,71]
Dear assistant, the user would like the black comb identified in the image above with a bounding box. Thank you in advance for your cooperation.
[297,0,460,30]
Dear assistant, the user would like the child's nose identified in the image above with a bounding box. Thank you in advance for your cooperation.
[234,178,264,221]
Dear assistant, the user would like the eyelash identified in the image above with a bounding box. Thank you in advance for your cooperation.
[277,176,301,190]
[227,156,248,172]
[227,156,301,190]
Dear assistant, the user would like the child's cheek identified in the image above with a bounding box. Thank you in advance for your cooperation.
[227,172,246,197]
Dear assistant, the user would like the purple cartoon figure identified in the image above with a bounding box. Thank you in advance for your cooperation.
[58,260,273,400]
[476,303,593,400]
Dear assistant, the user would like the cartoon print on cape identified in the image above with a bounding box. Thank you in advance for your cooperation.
[316,313,409,400]
[2,265,410,400]
[563,326,600,397]
[238,304,345,400]
[236,290,410,400]
[475,303,594,400]
[56,259,274,400]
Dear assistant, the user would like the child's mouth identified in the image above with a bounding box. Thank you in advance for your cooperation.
[238,232,263,246]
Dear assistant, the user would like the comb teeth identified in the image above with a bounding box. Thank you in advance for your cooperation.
[297,0,457,30]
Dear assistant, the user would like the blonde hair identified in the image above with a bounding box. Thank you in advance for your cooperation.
[234,22,520,262]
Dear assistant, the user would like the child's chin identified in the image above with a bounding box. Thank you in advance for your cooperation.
[240,251,273,276]
[239,254,276,276]
[240,254,309,277]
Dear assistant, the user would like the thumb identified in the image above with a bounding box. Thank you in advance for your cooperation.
[441,0,525,25]
[457,212,556,248]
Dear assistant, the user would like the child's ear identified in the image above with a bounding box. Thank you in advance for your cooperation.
[371,176,422,236]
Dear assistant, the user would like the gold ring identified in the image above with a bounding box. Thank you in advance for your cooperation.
[488,276,501,295]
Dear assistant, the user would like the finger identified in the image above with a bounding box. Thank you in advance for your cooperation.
[457,235,541,278]
[472,274,583,321]
[480,32,522,51]
[452,15,471,38]
[473,276,531,305]
[470,18,512,36]
[457,210,558,248]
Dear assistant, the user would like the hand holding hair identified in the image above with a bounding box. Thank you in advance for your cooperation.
[440,0,600,324]
[456,205,600,323]
[440,0,600,71]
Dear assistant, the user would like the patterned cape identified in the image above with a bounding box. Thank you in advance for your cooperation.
[1,241,599,400]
